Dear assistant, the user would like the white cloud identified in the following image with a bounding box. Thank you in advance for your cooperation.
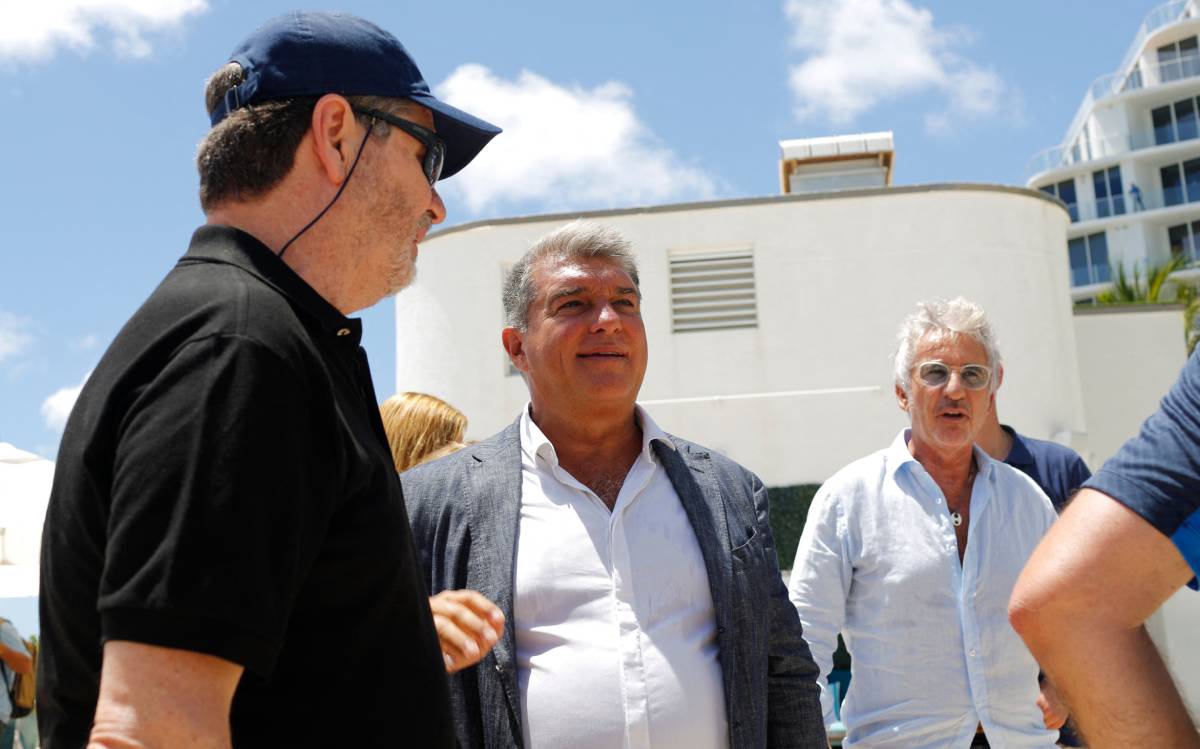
[71,333,101,351]
[0,313,32,365]
[0,1,207,64]
[42,371,90,432]
[435,65,718,214]
[784,0,1020,133]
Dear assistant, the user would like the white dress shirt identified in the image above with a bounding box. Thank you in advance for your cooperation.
[788,429,1059,749]
[514,405,728,749]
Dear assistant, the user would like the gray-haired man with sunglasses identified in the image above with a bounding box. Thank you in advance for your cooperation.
[788,297,1063,749]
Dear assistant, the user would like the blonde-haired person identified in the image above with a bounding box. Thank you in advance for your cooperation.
[380,392,468,473]
[381,397,503,677]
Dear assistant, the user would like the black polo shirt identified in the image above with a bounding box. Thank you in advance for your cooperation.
[39,226,454,747]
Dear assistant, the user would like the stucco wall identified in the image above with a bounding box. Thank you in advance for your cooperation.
[396,185,1080,486]
[1072,304,1197,710]
[1072,305,1188,466]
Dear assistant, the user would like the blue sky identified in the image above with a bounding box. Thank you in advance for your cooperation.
[0,0,1162,458]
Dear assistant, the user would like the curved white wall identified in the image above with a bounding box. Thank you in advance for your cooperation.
[396,185,1079,486]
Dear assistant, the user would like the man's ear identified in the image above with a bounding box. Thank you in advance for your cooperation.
[502,327,529,373]
[895,382,910,412]
[996,363,1005,389]
[309,94,360,186]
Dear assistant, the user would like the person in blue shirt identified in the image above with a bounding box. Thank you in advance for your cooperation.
[976,406,1091,512]
[1011,351,1200,749]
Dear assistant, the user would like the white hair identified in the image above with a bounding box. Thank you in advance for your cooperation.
[893,297,1002,394]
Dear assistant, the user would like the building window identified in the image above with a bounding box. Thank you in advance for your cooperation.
[1161,157,1200,206]
[1151,95,1200,145]
[1092,166,1125,218]
[1038,178,1079,222]
[1157,36,1200,83]
[669,247,757,333]
[1068,232,1111,287]
[1168,220,1200,263]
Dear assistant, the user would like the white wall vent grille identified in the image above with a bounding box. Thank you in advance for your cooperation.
[669,247,758,333]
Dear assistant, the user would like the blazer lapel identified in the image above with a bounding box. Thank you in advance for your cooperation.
[465,422,524,742]
[655,439,734,627]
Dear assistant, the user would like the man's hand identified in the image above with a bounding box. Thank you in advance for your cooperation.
[430,590,504,673]
[1036,677,1069,730]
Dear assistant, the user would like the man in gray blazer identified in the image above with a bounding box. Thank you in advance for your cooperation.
[403,220,827,749]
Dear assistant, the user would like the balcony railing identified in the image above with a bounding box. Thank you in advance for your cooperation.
[1065,184,1200,222]
[1026,129,1162,179]
[1086,50,1200,104]
[1032,0,1198,179]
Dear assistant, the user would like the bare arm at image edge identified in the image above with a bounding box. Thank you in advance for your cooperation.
[0,636,31,676]
[88,641,243,749]
[1009,489,1199,749]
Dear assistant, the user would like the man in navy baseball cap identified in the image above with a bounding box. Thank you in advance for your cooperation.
[38,12,501,748]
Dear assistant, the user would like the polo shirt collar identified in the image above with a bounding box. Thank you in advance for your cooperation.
[1000,424,1037,470]
[182,225,361,344]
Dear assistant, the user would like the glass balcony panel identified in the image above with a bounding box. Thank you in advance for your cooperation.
[1090,234,1111,283]
[1177,98,1199,140]
[1169,223,1190,259]
[1185,157,1200,202]
[1109,168,1125,215]
[1163,164,1185,206]
[1069,239,1090,286]
[1154,105,1176,144]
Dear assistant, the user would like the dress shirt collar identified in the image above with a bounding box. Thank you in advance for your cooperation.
[886,428,998,482]
[519,403,676,469]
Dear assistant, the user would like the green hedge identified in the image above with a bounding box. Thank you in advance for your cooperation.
[766,483,822,572]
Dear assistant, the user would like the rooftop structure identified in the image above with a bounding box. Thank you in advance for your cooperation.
[1026,0,1200,300]
[779,131,894,195]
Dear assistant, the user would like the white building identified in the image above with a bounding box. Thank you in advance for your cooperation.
[396,184,1082,487]
[1026,0,1200,300]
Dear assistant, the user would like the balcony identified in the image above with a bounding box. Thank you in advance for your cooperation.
[1065,184,1200,224]
[1026,130,1161,180]
[1086,50,1200,103]
[1029,0,1200,180]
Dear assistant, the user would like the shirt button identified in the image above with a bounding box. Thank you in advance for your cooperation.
[969,649,977,656]
[935,497,943,504]
[336,328,351,337]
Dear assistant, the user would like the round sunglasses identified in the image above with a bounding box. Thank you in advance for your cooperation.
[915,361,992,390]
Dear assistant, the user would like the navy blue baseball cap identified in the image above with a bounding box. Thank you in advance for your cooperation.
[209,11,500,180]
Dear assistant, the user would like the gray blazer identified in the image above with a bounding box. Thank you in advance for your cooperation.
[402,421,827,749]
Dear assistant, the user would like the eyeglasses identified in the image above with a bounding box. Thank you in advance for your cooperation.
[352,106,446,186]
[915,361,992,390]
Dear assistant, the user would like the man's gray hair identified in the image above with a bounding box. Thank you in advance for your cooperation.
[502,220,641,331]
[893,297,1002,394]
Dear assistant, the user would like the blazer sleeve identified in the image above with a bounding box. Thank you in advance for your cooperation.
[754,474,829,748]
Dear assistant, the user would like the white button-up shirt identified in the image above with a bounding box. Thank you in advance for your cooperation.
[514,405,728,749]
[788,429,1059,749]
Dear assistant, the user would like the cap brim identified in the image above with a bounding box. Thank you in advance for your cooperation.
[409,92,501,181]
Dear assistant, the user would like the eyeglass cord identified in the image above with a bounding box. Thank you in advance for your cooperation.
[277,120,375,260]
